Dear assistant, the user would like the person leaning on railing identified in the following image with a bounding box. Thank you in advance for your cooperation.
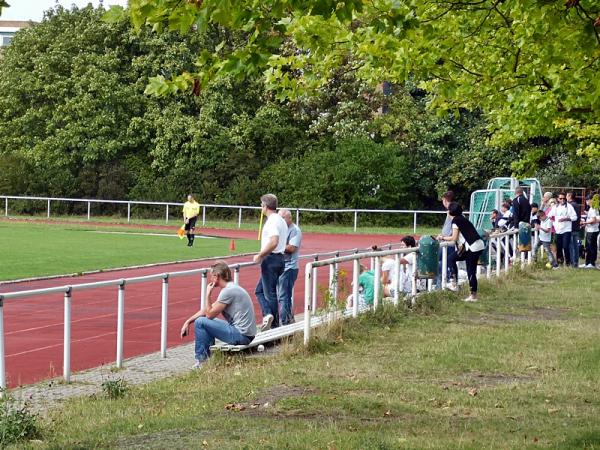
[437,202,485,303]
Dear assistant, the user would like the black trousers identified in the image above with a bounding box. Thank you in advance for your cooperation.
[449,249,483,294]
[586,231,599,266]
[185,216,198,242]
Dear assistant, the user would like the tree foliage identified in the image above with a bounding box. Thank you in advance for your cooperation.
[113,0,600,159]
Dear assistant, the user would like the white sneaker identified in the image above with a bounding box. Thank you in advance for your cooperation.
[463,295,478,302]
[260,314,274,332]
[448,282,458,292]
[585,264,594,269]
[191,360,204,370]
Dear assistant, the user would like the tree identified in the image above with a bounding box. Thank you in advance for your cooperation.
[110,0,600,160]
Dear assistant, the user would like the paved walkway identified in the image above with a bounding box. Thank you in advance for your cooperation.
[12,342,197,414]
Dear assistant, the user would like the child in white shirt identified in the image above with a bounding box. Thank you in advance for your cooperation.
[533,210,558,268]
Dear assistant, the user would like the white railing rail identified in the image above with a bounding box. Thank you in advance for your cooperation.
[1,194,452,233]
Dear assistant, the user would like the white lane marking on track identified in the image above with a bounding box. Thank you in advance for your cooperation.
[87,231,216,238]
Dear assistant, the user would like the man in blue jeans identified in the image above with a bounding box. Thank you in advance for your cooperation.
[277,208,302,325]
[180,260,257,368]
[254,194,287,331]
[566,192,581,267]
[550,192,578,266]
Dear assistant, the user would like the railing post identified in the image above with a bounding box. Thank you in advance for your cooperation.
[116,282,125,369]
[504,234,510,271]
[63,288,72,383]
[413,212,417,234]
[353,211,358,232]
[87,201,91,221]
[487,240,492,279]
[311,256,318,312]
[393,254,400,305]
[303,262,312,345]
[411,251,418,306]
[47,199,51,218]
[373,256,381,309]
[161,276,168,358]
[4,197,7,217]
[352,259,359,317]
[202,206,206,226]
[328,263,335,302]
[127,202,131,223]
[200,270,208,310]
[496,236,501,277]
[0,297,6,393]
[234,266,240,285]
[238,208,242,228]
[296,209,300,226]
[332,252,339,301]
[165,204,169,224]
[441,245,448,290]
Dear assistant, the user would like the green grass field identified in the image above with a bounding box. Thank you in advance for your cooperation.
[0,221,259,282]
[3,213,442,236]
[21,267,600,449]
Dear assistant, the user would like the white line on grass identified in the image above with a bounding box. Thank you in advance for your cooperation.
[87,231,216,239]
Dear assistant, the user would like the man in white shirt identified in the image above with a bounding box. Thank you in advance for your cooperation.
[253,194,288,331]
[548,192,578,266]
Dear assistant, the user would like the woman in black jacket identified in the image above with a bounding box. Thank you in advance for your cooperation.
[437,202,485,302]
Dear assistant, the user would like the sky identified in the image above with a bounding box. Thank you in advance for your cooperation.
[2,0,127,22]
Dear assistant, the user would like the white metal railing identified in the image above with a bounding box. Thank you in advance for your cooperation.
[0,241,404,391]
[302,228,534,344]
[0,194,451,233]
[0,227,538,393]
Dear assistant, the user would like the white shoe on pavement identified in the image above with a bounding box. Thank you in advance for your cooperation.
[260,314,274,332]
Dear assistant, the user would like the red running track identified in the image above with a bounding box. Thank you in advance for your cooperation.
[1,228,403,388]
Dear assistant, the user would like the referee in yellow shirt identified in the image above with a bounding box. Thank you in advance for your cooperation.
[183,194,200,247]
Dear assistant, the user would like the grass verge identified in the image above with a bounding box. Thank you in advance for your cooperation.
[0,221,258,282]
[11,267,600,449]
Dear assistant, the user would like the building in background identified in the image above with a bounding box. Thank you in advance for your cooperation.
[0,20,33,47]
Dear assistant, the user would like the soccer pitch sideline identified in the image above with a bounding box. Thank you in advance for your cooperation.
[0,221,258,282]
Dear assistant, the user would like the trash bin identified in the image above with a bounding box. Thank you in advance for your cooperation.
[477,229,489,266]
[417,235,439,279]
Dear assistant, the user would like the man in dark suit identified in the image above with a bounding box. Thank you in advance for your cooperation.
[512,187,532,228]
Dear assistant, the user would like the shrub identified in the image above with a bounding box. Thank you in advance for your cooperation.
[0,389,39,446]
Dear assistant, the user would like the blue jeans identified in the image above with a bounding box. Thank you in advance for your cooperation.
[194,317,253,362]
[570,232,580,267]
[255,253,284,328]
[436,245,455,289]
[278,268,299,325]
[533,240,558,267]
[556,232,572,266]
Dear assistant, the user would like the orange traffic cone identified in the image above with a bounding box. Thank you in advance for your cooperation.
[229,239,236,251]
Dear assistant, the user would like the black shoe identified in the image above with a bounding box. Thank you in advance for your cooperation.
[187,242,193,247]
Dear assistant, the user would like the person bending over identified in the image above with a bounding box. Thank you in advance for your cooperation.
[437,203,485,302]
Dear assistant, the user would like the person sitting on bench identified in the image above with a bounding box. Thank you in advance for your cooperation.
[180,260,257,369]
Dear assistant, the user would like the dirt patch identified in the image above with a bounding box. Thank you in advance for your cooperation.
[442,372,535,390]
[222,384,317,417]
[116,429,211,450]
[471,306,571,324]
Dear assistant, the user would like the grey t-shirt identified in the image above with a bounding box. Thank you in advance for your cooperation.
[217,282,257,337]
[284,223,302,270]
[441,214,453,236]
